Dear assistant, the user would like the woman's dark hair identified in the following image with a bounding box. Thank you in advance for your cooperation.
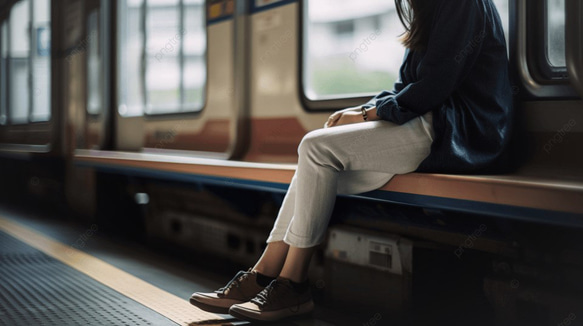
[394,0,438,51]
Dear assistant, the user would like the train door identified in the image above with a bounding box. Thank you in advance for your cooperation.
[61,0,110,219]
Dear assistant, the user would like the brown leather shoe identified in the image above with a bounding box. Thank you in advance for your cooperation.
[228,278,314,322]
[189,269,265,314]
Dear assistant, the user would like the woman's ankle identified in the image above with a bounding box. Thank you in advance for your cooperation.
[254,271,276,287]
[285,277,310,293]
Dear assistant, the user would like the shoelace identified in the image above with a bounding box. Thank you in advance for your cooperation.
[215,270,250,295]
[250,279,281,307]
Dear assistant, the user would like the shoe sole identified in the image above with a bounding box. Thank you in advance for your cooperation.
[189,297,234,315]
[229,300,315,322]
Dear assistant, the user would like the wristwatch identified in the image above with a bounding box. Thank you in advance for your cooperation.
[361,106,368,121]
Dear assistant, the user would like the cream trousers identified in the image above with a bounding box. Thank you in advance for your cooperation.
[266,112,434,248]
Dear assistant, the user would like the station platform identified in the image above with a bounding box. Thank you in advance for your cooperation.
[0,205,356,326]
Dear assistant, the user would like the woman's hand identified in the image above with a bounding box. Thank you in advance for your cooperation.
[325,107,363,128]
[324,106,378,128]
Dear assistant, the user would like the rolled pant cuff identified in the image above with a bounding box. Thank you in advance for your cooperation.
[283,231,321,248]
[265,232,286,243]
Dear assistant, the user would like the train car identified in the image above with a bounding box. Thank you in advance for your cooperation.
[0,0,582,325]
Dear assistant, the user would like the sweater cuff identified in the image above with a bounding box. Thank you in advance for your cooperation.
[375,96,420,125]
[361,103,375,109]
[375,96,399,121]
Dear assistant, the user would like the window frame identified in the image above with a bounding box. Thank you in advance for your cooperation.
[116,0,208,119]
[516,0,579,99]
[0,0,53,151]
[526,0,569,83]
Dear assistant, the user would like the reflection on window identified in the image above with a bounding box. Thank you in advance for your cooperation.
[0,0,51,125]
[118,0,206,117]
[303,0,510,101]
[87,10,102,115]
[546,0,565,67]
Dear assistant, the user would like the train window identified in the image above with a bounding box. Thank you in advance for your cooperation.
[303,1,406,101]
[31,0,51,122]
[546,0,565,68]
[302,0,510,104]
[8,0,31,124]
[87,10,102,115]
[1,21,7,125]
[117,0,206,117]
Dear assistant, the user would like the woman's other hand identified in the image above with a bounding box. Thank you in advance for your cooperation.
[324,106,378,128]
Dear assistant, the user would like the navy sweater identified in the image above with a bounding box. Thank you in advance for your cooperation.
[363,0,514,174]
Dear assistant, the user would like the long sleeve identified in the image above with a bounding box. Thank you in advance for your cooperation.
[375,0,487,125]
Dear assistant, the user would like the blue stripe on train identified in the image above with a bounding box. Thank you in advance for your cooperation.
[206,0,297,25]
[207,15,233,25]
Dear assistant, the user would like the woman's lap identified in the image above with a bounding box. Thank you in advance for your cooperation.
[298,112,434,176]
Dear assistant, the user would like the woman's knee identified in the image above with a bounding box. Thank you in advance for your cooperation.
[297,130,343,169]
[297,130,324,157]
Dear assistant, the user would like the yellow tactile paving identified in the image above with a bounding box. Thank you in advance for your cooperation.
[0,215,232,326]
